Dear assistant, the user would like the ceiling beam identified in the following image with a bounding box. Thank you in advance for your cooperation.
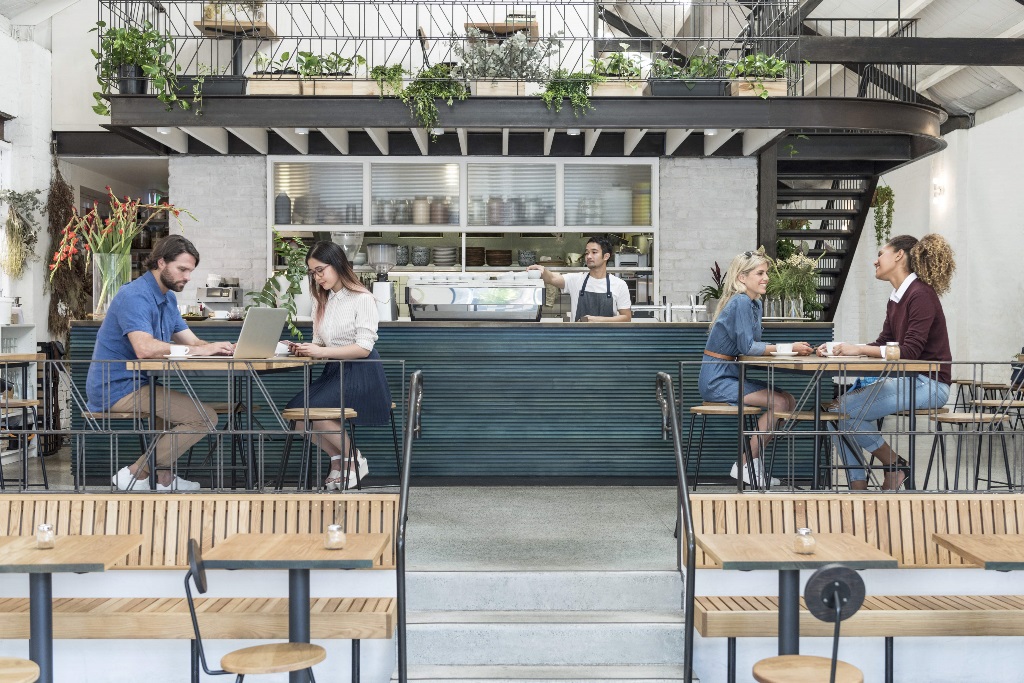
[583,129,601,156]
[664,129,692,155]
[457,128,468,155]
[543,129,555,156]
[226,127,268,154]
[704,129,739,156]
[502,128,509,156]
[319,128,349,154]
[914,18,1024,92]
[623,129,647,156]
[365,128,389,155]
[272,128,309,154]
[802,36,1024,67]
[742,128,785,156]
[134,127,188,154]
[180,127,229,154]
[410,128,429,155]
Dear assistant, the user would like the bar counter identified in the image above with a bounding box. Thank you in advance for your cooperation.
[70,320,832,482]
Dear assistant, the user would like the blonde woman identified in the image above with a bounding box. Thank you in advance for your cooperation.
[818,234,955,490]
[699,250,813,487]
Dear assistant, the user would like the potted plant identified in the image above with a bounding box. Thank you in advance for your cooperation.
[173,63,246,115]
[249,51,301,95]
[697,260,726,318]
[728,53,791,98]
[91,20,186,116]
[0,188,44,279]
[369,64,409,98]
[645,53,727,97]
[540,69,603,116]
[452,27,560,96]
[247,231,306,339]
[49,187,196,319]
[399,64,469,134]
[297,51,367,95]
[590,43,644,96]
[765,252,823,319]
[871,185,895,245]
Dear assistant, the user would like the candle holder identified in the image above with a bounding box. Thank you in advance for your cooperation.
[36,523,55,550]
[324,524,346,550]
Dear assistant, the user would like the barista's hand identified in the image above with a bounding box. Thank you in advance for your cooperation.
[192,341,235,356]
[527,264,545,275]
[291,343,327,359]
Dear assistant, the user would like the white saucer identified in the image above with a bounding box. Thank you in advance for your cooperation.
[163,354,190,359]
[770,351,798,357]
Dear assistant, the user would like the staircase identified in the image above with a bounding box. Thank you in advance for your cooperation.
[399,570,692,683]
[775,174,879,321]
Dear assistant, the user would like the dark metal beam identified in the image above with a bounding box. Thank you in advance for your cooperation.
[56,129,168,156]
[941,113,975,136]
[800,37,1024,66]
[758,144,778,257]
[777,134,912,160]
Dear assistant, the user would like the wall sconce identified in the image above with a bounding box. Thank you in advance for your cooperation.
[566,128,581,136]
[704,128,719,136]
[294,127,310,135]
[932,178,945,200]
[430,128,445,136]
[156,127,172,135]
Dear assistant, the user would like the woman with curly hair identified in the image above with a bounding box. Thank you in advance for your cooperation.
[819,233,955,490]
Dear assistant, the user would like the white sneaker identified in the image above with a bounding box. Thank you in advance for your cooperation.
[729,461,780,488]
[156,475,201,491]
[112,466,151,491]
[752,458,782,487]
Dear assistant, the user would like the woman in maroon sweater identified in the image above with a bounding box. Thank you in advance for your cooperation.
[819,234,955,489]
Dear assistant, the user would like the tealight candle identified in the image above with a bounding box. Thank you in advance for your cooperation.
[36,523,55,550]
[793,528,816,555]
[324,524,346,550]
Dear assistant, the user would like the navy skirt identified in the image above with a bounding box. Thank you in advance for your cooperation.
[284,349,392,426]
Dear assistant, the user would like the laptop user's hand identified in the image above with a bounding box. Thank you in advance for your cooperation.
[192,341,235,356]
[290,343,325,359]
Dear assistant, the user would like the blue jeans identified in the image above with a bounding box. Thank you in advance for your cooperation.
[829,376,951,482]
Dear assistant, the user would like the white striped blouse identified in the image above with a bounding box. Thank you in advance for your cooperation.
[311,288,379,352]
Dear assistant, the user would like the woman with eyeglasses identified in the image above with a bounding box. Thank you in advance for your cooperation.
[817,234,955,490]
[284,241,392,490]
[699,250,813,487]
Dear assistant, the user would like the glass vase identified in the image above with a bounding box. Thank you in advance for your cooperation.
[93,252,132,319]
[784,295,804,319]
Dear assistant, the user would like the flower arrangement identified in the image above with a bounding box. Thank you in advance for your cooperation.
[49,187,195,316]
[765,251,823,317]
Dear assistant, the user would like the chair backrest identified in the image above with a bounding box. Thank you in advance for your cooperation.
[188,538,208,594]
[184,538,225,677]
[804,564,865,683]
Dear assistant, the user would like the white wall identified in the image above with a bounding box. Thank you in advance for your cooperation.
[833,94,1024,374]
[51,0,107,132]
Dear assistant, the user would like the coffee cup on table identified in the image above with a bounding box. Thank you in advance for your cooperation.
[825,341,840,356]
[168,345,190,358]
[776,343,794,354]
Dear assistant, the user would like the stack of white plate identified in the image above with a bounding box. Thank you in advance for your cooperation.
[432,246,459,266]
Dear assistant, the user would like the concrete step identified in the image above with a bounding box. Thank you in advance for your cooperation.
[406,571,682,611]
[406,611,686,666]
[396,664,696,682]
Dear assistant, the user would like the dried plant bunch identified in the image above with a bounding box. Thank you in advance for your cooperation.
[0,188,44,279]
[453,28,561,82]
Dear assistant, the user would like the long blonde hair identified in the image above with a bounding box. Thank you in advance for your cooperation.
[710,251,770,326]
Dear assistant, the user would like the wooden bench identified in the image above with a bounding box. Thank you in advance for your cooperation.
[0,493,400,681]
[685,493,1024,683]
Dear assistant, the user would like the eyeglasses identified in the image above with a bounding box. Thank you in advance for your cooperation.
[743,251,755,258]
[307,265,329,277]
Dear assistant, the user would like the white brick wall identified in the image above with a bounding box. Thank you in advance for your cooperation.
[168,156,268,302]
[658,157,758,306]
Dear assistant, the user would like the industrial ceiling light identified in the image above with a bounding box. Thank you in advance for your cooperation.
[156,127,172,135]
[294,127,310,135]
[704,128,718,136]
[567,128,581,136]
[430,128,445,135]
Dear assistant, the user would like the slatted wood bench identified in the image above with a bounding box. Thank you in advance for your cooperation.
[0,493,399,682]
[685,493,1024,683]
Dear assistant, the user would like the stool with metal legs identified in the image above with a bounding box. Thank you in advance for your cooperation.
[79,411,149,490]
[0,656,40,683]
[923,412,1013,490]
[0,398,45,491]
[766,410,847,490]
[181,403,262,489]
[348,402,403,480]
[688,403,763,490]
[275,408,359,490]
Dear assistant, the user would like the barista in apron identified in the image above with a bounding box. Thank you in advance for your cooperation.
[574,273,614,321]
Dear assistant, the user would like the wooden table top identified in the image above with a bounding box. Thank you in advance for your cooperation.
[695,533,898,571]
[0,535,143,573]
[932,533,1024,571]
[203,533,390,570]
[739,355,940,373]
[127,356,315,372]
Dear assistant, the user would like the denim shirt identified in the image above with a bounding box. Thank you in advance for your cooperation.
[705,294,767,359]
[86,271,188,411]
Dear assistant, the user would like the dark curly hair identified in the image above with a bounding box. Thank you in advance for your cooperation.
[887,234,956,296]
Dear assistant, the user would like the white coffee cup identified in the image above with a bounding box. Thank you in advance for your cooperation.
[825,341,840,356]
[168,344,190,358]
[212,310,229,319]
[527,269,542,280]
[275,341,290,356]
[776,343,794,354]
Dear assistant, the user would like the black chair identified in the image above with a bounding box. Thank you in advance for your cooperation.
[752,564,866,683]
[184,539,326,682]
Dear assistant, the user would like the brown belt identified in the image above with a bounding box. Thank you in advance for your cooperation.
[703,350,737,361]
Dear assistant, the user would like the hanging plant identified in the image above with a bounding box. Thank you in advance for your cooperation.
[0,188,45,279]
[541,69,603,116]
[45,156,88,339]
[871,185,895,245]
[399,64,468,134]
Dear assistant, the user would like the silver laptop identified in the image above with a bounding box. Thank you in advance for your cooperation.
[232,307,289,359]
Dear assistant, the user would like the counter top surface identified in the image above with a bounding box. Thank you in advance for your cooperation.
[72,319,832,329]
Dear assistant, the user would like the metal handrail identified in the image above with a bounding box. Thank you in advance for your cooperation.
[394,368,422,683]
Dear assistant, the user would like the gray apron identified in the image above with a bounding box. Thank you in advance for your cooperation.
[575,274,615,321]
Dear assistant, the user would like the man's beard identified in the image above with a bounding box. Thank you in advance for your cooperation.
[159,269,185,292]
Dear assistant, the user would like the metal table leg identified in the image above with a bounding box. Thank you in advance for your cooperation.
[148,375,158,489]
[289,568,311,683]
[778,569,800,655]
[908,375,918,488]
[29,573,53,683]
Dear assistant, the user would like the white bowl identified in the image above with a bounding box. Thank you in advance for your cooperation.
[527,269,542,280]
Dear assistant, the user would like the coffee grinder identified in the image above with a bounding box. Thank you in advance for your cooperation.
[366,243,399,321]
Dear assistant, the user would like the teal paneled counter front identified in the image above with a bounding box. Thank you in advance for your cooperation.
[70,321,832,482]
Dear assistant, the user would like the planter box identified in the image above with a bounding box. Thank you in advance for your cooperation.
[247,75,302,95]
[644,79,728,97]
[730,79,788,97]
[592,80,645,97]
[173,75,246,97]
[468,80,542,97]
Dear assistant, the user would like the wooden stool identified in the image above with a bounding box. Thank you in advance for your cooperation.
[349,401,403,480]
[924,412,1013,490]
[276,408,359,491]
[79,410,151,491]
[753,654,863,683]
[687,402,762,490]
[0,657,39,683]
[769,410,847,490]
[0,398,44,492]
[972,398,1024,431]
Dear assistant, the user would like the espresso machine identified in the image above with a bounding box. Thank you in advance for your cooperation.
[365,243,399,322]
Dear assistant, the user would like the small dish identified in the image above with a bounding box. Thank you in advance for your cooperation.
[770,351,799,357]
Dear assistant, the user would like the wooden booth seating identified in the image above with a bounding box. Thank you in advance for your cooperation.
[0,493,399,683]
[686,493,1024,683]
